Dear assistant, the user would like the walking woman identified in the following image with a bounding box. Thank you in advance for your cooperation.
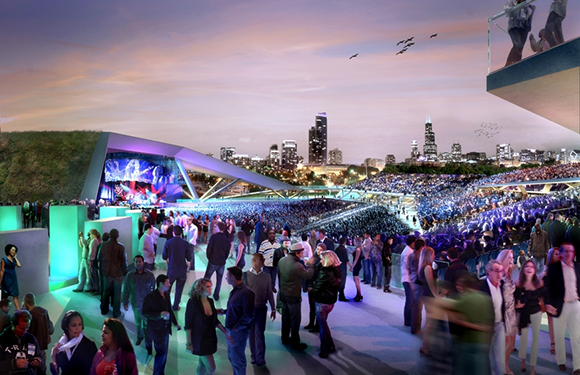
[350,237,363,302]
[312,250,342,358]
[51,310,98,375]
[235,231,247,270]
[185,278,231,375]
[498,249,518,375]
[1,244,21,309]
[515,260,545,375]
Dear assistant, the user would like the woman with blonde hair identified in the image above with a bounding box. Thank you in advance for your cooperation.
[312,250,342,358]
[497,249,518,375]
[417,246,440,357]
[185,278,230,375]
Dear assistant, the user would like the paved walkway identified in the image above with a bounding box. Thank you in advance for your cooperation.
[42,246,571,374]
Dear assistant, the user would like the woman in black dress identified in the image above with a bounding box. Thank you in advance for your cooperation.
[50,310,98,375]
[349,237,363,302]
[185,278,230,375]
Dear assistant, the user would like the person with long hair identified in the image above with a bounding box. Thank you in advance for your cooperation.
[515,260,545,375]
[235,231,247,270]
[497,249,517,375]
[185,278,230,375]
[88,229,102,295]
[417,247,441,357]
[312,250,341,358]
[89,318,137,375]
[202,215,209,244]
[0,244,21,310]
[350,237,363,302]
[50,310,98,375]
[228,219,237,259]
[545,247,560,354]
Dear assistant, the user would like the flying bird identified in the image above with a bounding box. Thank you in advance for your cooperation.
[404,37,414,43]
[430,33,438,38]
[404,42,415,48]
[349,53,358,59]
[396,50,405,55]
[396,40,405,46]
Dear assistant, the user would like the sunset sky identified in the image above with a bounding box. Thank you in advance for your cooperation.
[1,0,579,163]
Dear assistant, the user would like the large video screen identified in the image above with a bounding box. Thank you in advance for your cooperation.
[104,158,175,184]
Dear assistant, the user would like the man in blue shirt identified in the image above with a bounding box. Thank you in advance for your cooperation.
[225,267,254,375]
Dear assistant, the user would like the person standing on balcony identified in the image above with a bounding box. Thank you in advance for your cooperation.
[504,0,535,66]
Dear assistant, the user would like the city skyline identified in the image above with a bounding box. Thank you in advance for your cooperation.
[1,1,580,163]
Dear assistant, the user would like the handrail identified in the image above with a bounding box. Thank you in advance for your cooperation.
[488,0,537,73]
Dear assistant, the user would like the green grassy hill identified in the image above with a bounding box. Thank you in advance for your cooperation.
[0,131,100,203]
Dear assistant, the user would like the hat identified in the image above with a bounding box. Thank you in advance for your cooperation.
[289,243,304,253]
[279,236,290,243]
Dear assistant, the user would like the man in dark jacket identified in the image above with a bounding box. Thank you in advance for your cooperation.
[550,214,567,248]
[382,236,394,293]
[334,237,351,301]
[22,294,53,375]
[162,226,192,311]
[204,222,230,301]
[99,228,128,318]
[0,310,42,375]
[142,274,180,372]
[278,243,315,351]
[530,223,549,275]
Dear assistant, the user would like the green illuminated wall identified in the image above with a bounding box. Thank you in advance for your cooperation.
[99,206,128,219]
[0,206,22,231]
[126,210,142,259]
[49,206,87,281]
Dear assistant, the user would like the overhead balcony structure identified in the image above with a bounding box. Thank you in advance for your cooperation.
[486,0,580,132]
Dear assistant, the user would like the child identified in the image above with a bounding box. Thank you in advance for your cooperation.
[516,250,528,269]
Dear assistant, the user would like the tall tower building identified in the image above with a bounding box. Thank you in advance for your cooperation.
[423,116,437,161]
[308,112,328,164]
[220,147,236,163]
[328,147,342,165]
[411,140,419,159]
[451,142,462,162]
[268,144,280,168]
[281,140,298,171]
[496,143,512,162]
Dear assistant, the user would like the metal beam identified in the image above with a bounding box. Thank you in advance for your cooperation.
[200,178,224,201]
[175,158,198,199]
[201,179,241,202]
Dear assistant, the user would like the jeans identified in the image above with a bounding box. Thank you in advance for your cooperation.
[452,341,490,375]
[101,276,123,317]
[133,307,152,349]
[249,305,268,365]
[315,302,335,355]
[371,260,383,288]
[411,284,423,334]
[227,327,251,375]
[188,244,196,270]
[403,282,413,326]
[76,259,90,291]
[169,274,186,310]
[383,265,392,288]
[280,292,302,346]
[89,261,100,293]
[204,263,225,300]
[151,331,169,375]
[362,259,371,283]
[490,321,506,375]
[531,257,545,276]
[263,266,278,291]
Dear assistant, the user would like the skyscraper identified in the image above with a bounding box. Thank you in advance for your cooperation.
[328,147,342,164]
[423,116,437,161]
[281,140,298,171]
[410,140,419,159]
[268,144,280,168]
[308,112,327,164]
[220,147,236,163]
[451,142,462,162]
[496,143,512,162]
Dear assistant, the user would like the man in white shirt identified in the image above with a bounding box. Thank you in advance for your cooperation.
[185,217,198,271]
[545,242,580,372]
[362,232,372,284]
[301,233,313,259]
[480,259,505,375]
[400,235,416,327]
[140,224,156,270]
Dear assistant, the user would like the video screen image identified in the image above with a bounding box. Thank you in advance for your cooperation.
[104,158,176,185]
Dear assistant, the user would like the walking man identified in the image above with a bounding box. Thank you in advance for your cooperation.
[123,255,156,350]
[99,228,128,318]
[142,274,181,374]
[163,226,192,311]
[225,267,255,375]
[204,222,230,301]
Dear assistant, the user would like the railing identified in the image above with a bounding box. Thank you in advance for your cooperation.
[488,0,579,73]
